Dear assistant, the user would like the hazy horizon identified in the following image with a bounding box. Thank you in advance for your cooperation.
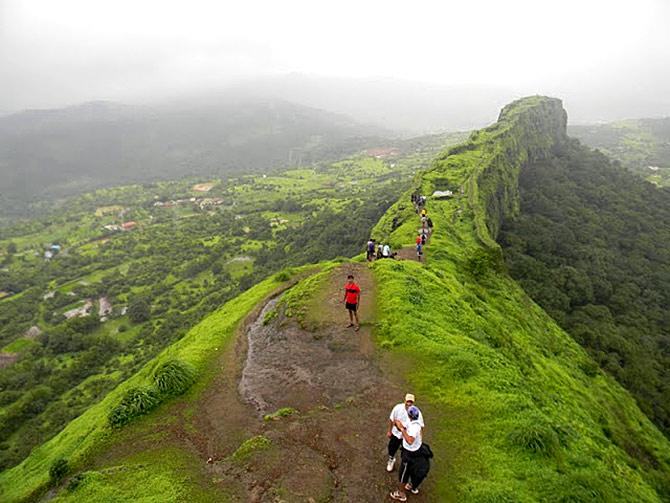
[1,0,669,127]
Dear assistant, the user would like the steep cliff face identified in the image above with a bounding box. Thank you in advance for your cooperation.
[468,96,568,245]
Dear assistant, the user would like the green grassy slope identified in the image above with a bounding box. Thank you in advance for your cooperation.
[371,96,670,500]
[0,265,320,502]
[3,97,669,502]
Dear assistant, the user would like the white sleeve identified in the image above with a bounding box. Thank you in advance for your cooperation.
[389,405,398,421]
[418,411,425,427]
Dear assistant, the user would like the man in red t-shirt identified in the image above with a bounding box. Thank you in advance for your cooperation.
[343,274,361,331]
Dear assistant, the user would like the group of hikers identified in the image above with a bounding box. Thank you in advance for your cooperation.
[366,192,434,263]
[342,275,432,499]
[414,193,433,261]
[366,239,397,261]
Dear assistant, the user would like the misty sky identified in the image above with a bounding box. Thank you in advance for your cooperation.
[1,0,669,114]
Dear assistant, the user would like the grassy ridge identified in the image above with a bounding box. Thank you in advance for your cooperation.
[371,96,670,500]
[4,96,669,501]
[0,266,314,502]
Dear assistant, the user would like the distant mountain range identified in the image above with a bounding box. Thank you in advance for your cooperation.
[0,99,389,217]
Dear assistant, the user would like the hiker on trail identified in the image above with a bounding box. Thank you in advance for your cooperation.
[421,215,427,230]
[421,233,427,246]
[377,243,384,260]
[387,394,424,472]
[420,208,427,218]
[342,274,360,331]
[416,243,423,261]
[367,239,376,261]
[415,235,421,247]
[390,405,432,501]
[382,243,391,259]
[426,217,433,231]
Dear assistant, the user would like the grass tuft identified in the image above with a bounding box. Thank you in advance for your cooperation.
[263,407,298,421]
[507,412,560,457]
[108,387,160,428]
[49,458,69,483]
[231,435,272,462]
[153,359,196,396]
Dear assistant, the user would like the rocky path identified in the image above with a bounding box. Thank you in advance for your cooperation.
[181,263,429,502]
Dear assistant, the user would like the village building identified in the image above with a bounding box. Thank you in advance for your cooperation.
[99,297,113,318]
[432,190,454,199]
[64,299,94,319]
[24,326,42,339]
[0,353,19,369]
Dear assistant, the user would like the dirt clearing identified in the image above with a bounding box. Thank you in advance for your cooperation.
[187,263,431,501]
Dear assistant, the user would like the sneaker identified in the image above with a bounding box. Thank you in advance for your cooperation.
[386,456,396,472]
[404,483,419,495]
[389,490,407,501]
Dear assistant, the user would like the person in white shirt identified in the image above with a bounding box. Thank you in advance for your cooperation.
[382,244,391,258]
[390,406,427,501]
[386,394,424,472]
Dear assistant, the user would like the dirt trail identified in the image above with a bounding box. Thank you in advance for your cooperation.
[178,263,431,502]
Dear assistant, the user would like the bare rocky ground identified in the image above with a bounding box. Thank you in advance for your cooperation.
[176,263,431,502]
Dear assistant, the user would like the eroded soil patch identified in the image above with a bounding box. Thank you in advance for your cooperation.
[199,263,427,501]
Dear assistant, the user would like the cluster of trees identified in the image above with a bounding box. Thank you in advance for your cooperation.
[499,139,670,435]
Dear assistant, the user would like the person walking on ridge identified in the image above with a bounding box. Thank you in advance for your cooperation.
[366,238,376,261]
[390,405,429,501]
[386,394,424,472]
[343,274,361,331]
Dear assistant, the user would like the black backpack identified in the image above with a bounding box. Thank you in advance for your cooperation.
[419,443,434,459]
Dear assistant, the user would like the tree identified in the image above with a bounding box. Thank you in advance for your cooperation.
[128,297,151,323]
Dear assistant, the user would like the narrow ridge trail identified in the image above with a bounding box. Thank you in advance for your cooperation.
[178,263,432,502]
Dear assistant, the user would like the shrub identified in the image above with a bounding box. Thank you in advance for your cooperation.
[231,435,271,462]
[67,473,86,491]
[49,457,69,483]
[263,407,298,421]
[108,387,159,428]
[508,412,560,457]
[262,309,278,326]
[274,270,292,282]
[466,248,503,279]
[152,359,195,396]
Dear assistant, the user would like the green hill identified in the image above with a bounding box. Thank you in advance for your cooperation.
[2,97,669,501]
[570,118,670,186]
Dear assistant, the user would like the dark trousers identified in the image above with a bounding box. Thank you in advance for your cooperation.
[388,435,402,457]
[399,448,430,489]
